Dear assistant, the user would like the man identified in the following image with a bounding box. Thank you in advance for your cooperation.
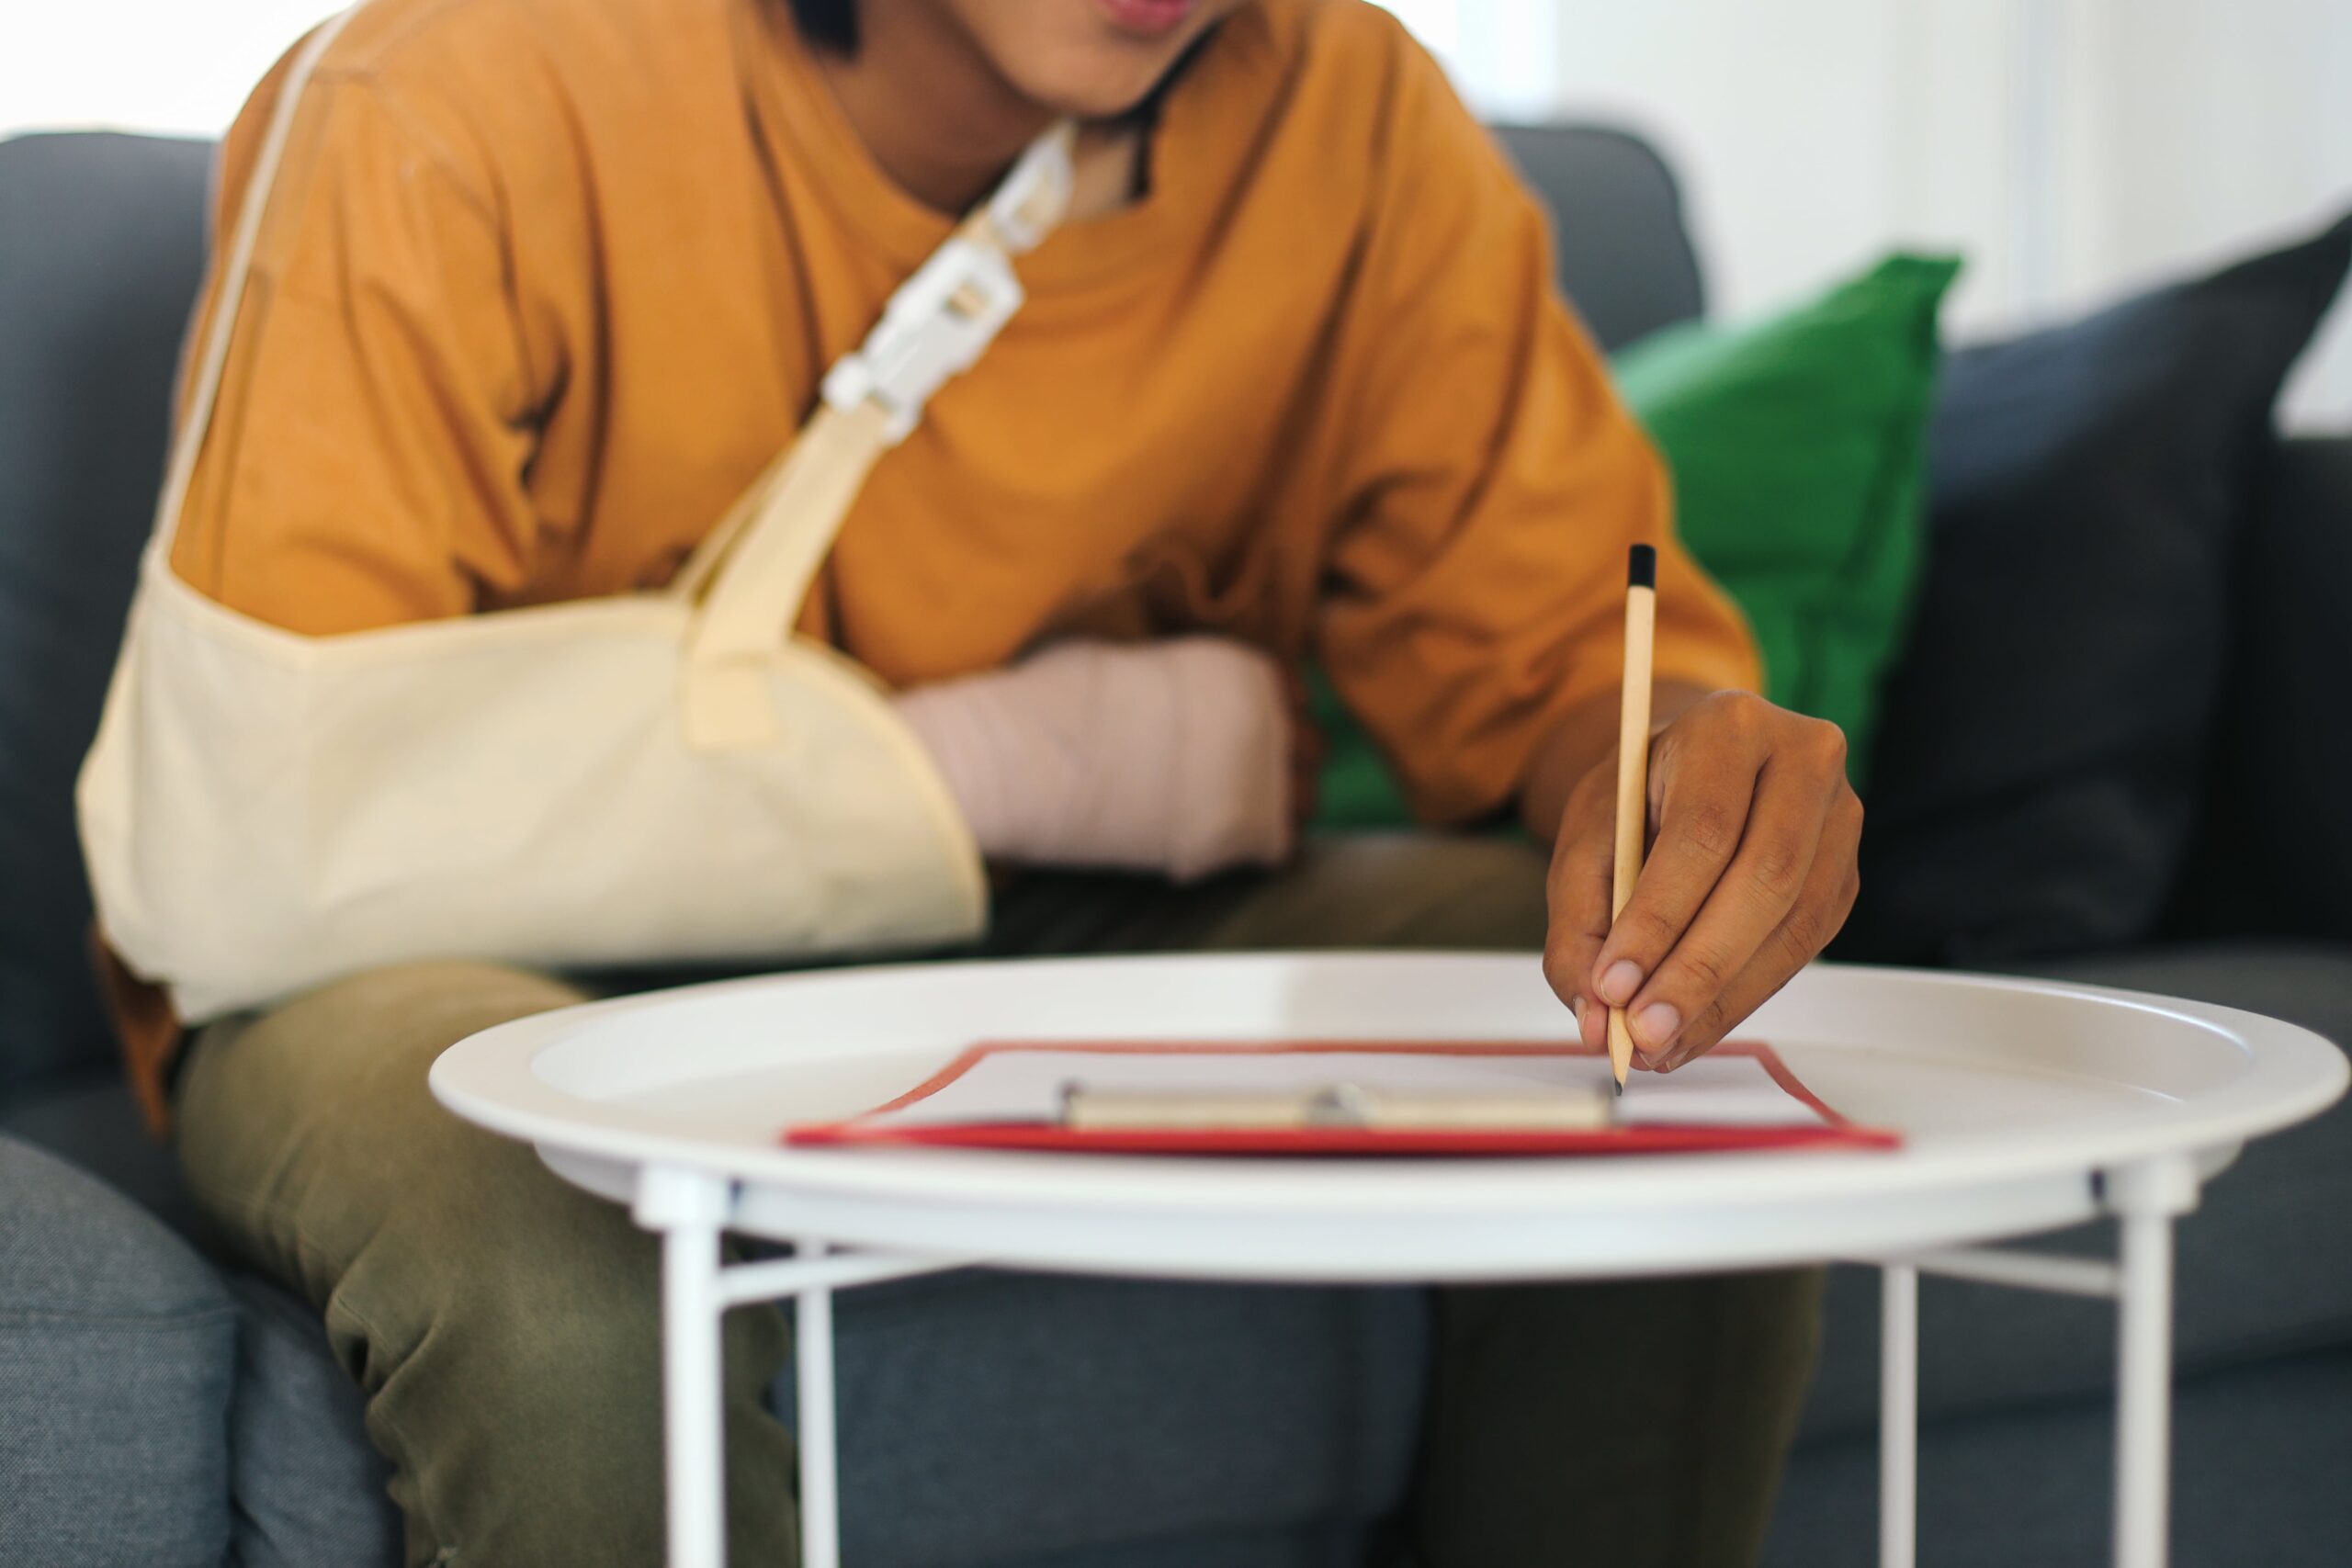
[137,0,1862,1562]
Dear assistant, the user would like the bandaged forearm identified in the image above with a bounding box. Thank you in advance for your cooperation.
[894,637,1293,882]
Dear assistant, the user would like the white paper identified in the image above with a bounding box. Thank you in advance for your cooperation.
[868,1047,1826,1130]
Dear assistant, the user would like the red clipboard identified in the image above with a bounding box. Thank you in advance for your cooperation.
[786,1039,1900,1156]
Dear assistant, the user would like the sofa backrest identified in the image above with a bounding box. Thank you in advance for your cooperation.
[0,122,1705,1101]
[0,132,211,1100]
[1492,122,1707,353]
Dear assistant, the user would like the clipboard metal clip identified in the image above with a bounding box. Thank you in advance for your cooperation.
[1056,1079,1614,1134]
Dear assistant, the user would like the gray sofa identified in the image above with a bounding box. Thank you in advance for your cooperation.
[2,126,2346,1568]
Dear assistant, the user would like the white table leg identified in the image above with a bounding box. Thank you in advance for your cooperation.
[2114,1208,2173,1568]
[636,1167,734,1568]
[2106,1157,2199,1568]
[796,1240,842,1568]
[1880,1263,1918,1568]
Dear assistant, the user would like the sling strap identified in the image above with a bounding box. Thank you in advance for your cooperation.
[151,7,360,559]
[152,3,1077,754]
[677,127,1075,747]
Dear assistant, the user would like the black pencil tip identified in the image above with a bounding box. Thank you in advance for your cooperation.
[1613,1076,1624,1098]
[1628,544,1657,590]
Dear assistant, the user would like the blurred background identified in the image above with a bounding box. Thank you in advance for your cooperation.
[2,6,2348,1567]
[6,0,2349,427]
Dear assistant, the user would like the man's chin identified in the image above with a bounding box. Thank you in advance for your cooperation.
[1007,29,1210,122]
[1018,71,1177,123]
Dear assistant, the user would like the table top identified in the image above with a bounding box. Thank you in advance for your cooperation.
[430,953,2346,1283]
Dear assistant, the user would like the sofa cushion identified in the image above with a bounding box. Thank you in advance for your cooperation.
[0,132,212,1098]
[776,1269,1430,1568]
[2166,436,2352,943]
[1797,943,2352,1444]
[1847,216,2352,965]
[223,1275,402,1568]
[0,1134,236,1568]
[1771,1348,2352,1568]
[2233,439,2352,942]
[0,1066,194,1234]
[1,1074,399,1566]
[1491,122,1705,354]
[1001,1522,1384,1568]
[1615,253,1960,773]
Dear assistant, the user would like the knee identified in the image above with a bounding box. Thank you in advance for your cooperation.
[325,1215,673,1564]
[332,1170,663,1413]
[337,1197,785,1449]
[339,1224,793,1568]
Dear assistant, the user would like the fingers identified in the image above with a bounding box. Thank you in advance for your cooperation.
[1587,706,1770,1037]
[1650,846,1861,1071]
[1544,691,1863,1071]
[1612,746,1838,1060]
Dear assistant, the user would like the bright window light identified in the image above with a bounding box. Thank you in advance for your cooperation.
[1,2,340,137]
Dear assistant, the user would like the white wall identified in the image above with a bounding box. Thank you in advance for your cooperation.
[1519,0,2352,428]
[0,0,338,136]
[2060,0,2352,425]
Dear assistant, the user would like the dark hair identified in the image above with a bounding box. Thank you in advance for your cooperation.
[789,0,858,53]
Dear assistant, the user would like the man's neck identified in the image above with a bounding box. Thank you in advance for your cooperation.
[812,8,1054,215]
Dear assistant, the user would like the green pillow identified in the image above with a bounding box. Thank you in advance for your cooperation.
[1616,253,1960,771]
[1311,252,1960,829]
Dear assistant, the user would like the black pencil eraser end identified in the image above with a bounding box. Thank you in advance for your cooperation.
[1628,544,1657,590]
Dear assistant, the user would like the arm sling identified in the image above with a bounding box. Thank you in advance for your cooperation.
[77,6,1077,1022]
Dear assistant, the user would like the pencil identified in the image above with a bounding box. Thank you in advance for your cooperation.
[1608,544,1658,1094]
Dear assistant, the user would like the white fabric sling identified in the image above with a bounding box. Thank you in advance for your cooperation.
[77,7,1077,1021]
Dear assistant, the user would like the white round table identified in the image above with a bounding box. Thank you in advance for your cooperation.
[430,953,2346,1568]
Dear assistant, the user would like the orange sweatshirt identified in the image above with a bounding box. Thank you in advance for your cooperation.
[122,0,1759,1120]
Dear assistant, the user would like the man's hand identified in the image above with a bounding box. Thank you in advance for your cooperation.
[1532,689,1861,1072]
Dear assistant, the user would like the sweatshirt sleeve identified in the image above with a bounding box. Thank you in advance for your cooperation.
[166,68,546,634]
[1315,31,1760,827]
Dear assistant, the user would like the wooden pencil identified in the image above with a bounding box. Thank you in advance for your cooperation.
[1609,544,1658,1093]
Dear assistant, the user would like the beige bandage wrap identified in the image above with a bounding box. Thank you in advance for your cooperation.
[894,638,1294,883]
[74,3,1084,1021]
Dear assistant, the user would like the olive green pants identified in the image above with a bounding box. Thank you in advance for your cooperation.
[175,836,1823,1568]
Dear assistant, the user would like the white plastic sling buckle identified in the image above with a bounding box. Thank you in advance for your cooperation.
[823,126,1076,444]
[677,124,1079,750]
